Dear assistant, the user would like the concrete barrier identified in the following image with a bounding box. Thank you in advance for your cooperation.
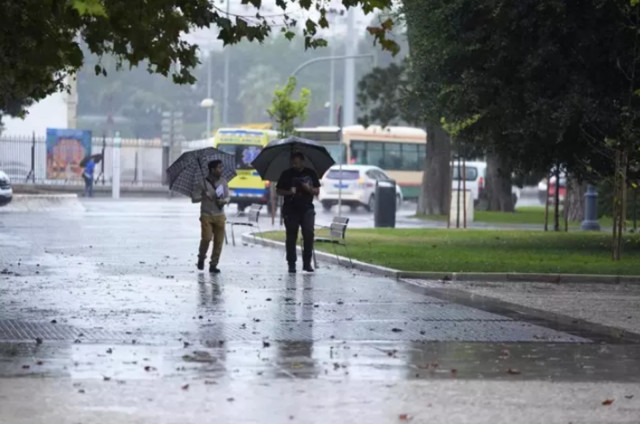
[0,194,84,213]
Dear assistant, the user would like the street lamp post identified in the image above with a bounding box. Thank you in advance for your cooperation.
[290,54,375,79]
[200,98,215,139]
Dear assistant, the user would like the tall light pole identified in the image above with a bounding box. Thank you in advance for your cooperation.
[222,0,230,126]
[205,50,213,136]
[342,7,357,127]
[328,43,336,126]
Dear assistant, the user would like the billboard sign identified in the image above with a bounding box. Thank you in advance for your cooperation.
[46,128,92,180]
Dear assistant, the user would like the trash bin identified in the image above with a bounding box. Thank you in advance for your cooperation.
[374,179,396,228]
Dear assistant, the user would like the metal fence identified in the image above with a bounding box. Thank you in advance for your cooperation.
[0,134,212,187]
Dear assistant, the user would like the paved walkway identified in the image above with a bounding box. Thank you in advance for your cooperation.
[1,199,639,423]
[405,279,640,338]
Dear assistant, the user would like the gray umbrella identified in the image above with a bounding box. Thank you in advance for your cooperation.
[166,147,236,197]
[251,136,335,181]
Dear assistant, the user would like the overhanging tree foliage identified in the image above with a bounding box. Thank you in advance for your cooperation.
[0,0,399,119]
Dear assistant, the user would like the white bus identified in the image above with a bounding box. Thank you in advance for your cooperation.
[295,125,427,199]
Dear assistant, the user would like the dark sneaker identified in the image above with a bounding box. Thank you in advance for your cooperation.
[303,265,314,273]
[197,259,205,271]
[288,263,296,274]
[209,265,221,274]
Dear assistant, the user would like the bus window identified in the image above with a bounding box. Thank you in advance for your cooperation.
[351,140,425,171]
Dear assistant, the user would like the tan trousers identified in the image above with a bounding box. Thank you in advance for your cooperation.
[198,214,226,266]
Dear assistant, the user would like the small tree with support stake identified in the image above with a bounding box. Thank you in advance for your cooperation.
[266,77,311,224]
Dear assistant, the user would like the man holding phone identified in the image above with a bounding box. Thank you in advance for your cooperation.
[276,152,321,273]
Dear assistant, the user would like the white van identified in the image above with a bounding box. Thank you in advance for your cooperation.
[451,160,520,206]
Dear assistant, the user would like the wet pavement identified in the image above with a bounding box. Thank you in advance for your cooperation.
[1,198,639,423]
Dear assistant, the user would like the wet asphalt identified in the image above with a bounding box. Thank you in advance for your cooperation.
[0,198,639,423]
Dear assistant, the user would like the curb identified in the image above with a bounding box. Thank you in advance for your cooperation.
[241,233,399,278]
[13,183,170,197]
[397,271,640,285]
[0,194,84,213]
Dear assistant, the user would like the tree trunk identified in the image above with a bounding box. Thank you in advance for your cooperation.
[565,176,586,222]
[484,151,515,212]
[418,122,451,216]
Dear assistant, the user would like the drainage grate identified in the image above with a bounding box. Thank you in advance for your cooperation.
[0,320,123,342]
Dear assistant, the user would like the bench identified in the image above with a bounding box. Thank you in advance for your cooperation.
[312,216,353,268]
[227,204,263,246]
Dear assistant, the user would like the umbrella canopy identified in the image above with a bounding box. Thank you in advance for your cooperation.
[166,147,236,197]
[251,136,335,181]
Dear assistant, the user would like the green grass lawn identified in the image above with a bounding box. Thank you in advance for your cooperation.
[262,228,640,275]
[414,206,633,228]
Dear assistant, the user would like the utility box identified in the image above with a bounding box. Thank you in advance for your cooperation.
[449,189,474,227]
[374,179,397,228]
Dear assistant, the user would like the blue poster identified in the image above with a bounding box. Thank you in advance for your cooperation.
[46,129,92,180]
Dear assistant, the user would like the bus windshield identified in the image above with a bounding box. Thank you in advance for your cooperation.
[217,144,262,170]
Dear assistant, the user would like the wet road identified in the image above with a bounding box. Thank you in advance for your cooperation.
[1,198,639,423]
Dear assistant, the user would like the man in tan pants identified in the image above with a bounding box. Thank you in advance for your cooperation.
[192,160,229,273]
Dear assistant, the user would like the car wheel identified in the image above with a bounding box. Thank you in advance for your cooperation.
[237,203,248,213]
[322,201,333,212]
[366,195,375,212]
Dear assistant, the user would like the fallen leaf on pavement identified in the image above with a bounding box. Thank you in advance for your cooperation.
[451,369,458,376]
[22,365,30,369]
[35,338,43,345]
[625,395,634,399]
[144,366,157,372]
[391,328,403,333]
[103,376,111,381]
[227,397,235,402]
[506,368,521,375]
[181,384,189,390]
[263,341,271,348]
[602,399,614,406]
[399,414,409,421]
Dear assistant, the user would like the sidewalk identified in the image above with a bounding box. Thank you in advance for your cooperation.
[405,279,640,339]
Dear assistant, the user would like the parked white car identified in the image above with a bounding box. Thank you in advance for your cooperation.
[319,165,403,212]
[0,170,13,206]
[451,160,520,206]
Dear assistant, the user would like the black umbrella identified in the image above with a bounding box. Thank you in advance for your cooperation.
[251,136,335,181]
[166,147,236,197]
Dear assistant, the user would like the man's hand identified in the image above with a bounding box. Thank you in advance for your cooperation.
[301,182,312,193]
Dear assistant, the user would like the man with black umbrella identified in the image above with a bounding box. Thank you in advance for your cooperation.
[276,152,321,273]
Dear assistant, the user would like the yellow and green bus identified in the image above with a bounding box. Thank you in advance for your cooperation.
[213,127,278,211]
[294,125,427,199]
